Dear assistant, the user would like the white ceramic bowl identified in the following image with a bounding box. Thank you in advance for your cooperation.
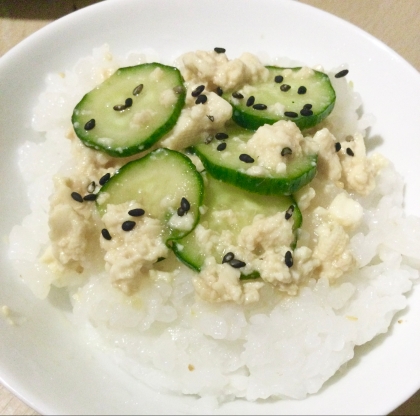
[1,0,419,414]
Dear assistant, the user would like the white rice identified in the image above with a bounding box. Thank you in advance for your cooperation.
[8,44,420,403]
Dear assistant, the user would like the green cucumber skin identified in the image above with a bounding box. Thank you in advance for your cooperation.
[195,149,317,196]
[172,174,302,278]
[231,101,335,132]
[172,243,201,273]
[193,122,318,196]
[232,103,335,131]
[226,66,336,131]
[96,148,204,241]
[72,63,186,158]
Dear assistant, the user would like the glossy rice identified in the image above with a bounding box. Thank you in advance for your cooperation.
[8,45,420,403]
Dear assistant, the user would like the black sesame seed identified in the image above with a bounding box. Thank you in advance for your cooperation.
[284,111,298,118]
[303,103,313,109]
[125,98,133,108]
[133,83,144,96]
[285,205,295,220]
[215,132,228,140]
[99,172,111,186]
[335,69,349,78]
[297,86,307,95]
[246,96,255,107]
[177,207,185,216]
[113,104,126,111]
[214,47,226,54]
[87,181,96,193]
[83,193,97,201]
[300,108,313,116]
[217,142,227,151]
[335,142,342,152]
[122,220,136,231]
[280,84,291,92]
[128,208,145,217]
[84,119,95,130]
[191,85,205,97]
[229,258,246,268]
[222,252,235,263]
[281,147,292,156]
[239,153,254,163]
[71,192,83,203]
[253,103,267,110]
[346,148,355,156]
[232,92,244,99]
[195,94,207,104]
[181,197,190,213]
[101,228,112,241]
[207,115,215,122]
[274,75,284,83]
[215,86,223,96]
[285,250,293,268]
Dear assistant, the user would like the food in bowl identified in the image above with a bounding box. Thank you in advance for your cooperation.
[8,44,419,402]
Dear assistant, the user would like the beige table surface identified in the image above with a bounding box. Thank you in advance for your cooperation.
[1,0,419,414]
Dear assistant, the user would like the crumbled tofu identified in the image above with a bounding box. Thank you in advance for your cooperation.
[238,212,295,252]
[43,176,101,274]
[179,50,268,91]
[281,66,315,80]
[193,259,244,303]
[339,133,387,195]
[193,258,265,305]
[305,128,342,182]
[168,211,195,231]
[100,201,169,293]
[130,109,157,129]
[193,211,320,303]
[294,186,316,212]
[69,135,119,177]
[160,88,178,108]
[41,49,389,305]
[328,192,363,228]
[245,120,305,175]
[312,207,355,281]
[160,91,232,150]
[149,66,165,82]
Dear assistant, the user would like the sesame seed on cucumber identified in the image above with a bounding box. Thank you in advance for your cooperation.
[72,63,186,157]
[96,148,204,242]
[224,66,336,131]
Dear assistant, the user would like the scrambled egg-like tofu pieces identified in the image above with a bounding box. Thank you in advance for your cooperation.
[180,50,269,91]
[41,49,387,305]
[245,120,304,176]
[100,202,169,293]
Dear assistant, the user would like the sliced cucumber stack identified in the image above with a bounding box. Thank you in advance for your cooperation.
[96,148,203,241]
[193,124,317,195]
[224,66,336,131]
[72,63,186,157]
[172,173,302,279]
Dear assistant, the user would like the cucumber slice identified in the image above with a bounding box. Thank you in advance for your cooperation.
[96,148,203,241]
[172,174,302,279]
[72,63,186,157]
[224,66,335,131]
[194,124,317,195]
